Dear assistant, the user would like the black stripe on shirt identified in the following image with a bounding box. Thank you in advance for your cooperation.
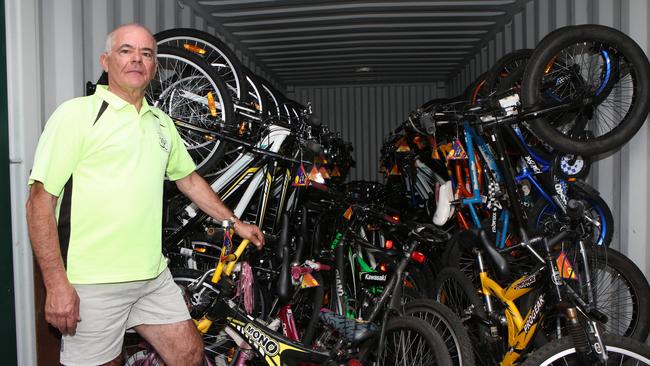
[58,177,73,268]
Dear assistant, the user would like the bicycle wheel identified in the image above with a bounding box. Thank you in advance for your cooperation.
[483,49,533,96]
[155,28,248,103]
[146,46,235,175]
[432,267,492,366]
[562,245,650,341]
[528,183,613,247]
[521,24,650,155]
[403,299,476,366]
[520,334,650,365]
[359,315,453,366]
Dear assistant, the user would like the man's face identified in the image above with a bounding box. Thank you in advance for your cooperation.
[100,25,157,92]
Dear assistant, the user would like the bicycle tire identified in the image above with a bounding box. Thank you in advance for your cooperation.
[403,298,476,366]
[432,267,493,366]
[146,46,235,175]
[519,334,650,365]
[521,24,650,155]
[528,183,614,247]
[155,28,248,103]
[483,49,533,97]
[359,315,453,366]
[563,246,650,341]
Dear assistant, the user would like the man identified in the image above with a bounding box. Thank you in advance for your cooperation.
[25,23,264,366]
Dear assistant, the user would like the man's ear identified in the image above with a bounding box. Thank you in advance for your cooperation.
[99,53,108,72]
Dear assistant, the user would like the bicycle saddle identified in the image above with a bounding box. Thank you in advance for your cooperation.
[433,180,455,226]
[319,309,378,344]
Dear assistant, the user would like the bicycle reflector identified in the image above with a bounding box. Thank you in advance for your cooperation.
[207,92,217,117]
[343,206,353,220]
[556,251,578,280]
[384,240,394,250]
[410,251,426,264]
[183,43,207,55]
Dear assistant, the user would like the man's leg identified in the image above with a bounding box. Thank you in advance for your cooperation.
[126,268,203,366]
[134,320,204,366]
[100,353,123,366]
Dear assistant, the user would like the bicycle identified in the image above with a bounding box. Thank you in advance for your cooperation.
[433,200,650,365]
[127,219,454,366]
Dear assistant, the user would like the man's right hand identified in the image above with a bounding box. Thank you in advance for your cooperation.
[45,281,80,336]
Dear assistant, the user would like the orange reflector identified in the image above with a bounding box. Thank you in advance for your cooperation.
[379,263,388,272]
[207,92,217,117]
[392,214,400,222]
[413,135,425,150]
[395,137,411,152]
[238,121,247,136]
[556,251,577,280]
[389,164,401,176]
[544,55,558,74]
[384,240,394,250]
[194,247,207,253]
[331,165,341,177]
[300,273,320,288]
[343,206,353,220]
[319,166,331,179]
[183,43,207,55]
[411,251,426,264]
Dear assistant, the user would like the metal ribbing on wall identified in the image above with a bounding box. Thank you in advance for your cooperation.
[446,0,650,284]
[288,82,447,182]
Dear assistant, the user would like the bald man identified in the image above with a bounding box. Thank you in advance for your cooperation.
[26,23,264,366]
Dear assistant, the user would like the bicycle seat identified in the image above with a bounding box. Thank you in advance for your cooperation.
[433,180,455,226]
[319,309,378,344]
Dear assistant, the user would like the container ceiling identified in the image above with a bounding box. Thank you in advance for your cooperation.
[183,0,533,86]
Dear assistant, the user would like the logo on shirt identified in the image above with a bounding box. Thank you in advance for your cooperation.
[157,131,170,152]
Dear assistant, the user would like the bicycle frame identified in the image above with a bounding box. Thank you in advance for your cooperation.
[476,251,549,365]
[164,124,301,251]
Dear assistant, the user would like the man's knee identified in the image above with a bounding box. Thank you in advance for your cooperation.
[183,329,204,366]
[100,353,123,366]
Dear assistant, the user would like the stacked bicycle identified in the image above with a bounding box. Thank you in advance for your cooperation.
[380,24,650,365]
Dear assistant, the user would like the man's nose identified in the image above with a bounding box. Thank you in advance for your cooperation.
[130,51,143,62]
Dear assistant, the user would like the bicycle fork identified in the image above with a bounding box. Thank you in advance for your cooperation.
[542,237,608,364]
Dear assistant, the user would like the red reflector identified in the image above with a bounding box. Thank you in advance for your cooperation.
[379,263,388,272]
[384,240,394,250]
[411,251,426,264]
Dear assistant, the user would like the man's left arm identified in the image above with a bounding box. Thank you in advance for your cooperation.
[175,171,265,248]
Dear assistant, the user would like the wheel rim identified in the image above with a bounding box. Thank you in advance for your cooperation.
[539,41,637,141]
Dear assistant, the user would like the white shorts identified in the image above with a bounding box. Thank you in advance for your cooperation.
[60,267,190,366]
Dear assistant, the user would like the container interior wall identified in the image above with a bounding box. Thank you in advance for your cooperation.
[447,0,650,280]
[287,82,447,182]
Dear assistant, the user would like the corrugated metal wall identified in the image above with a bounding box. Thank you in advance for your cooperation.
[447,0,650,281]
[288,82,447,181]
